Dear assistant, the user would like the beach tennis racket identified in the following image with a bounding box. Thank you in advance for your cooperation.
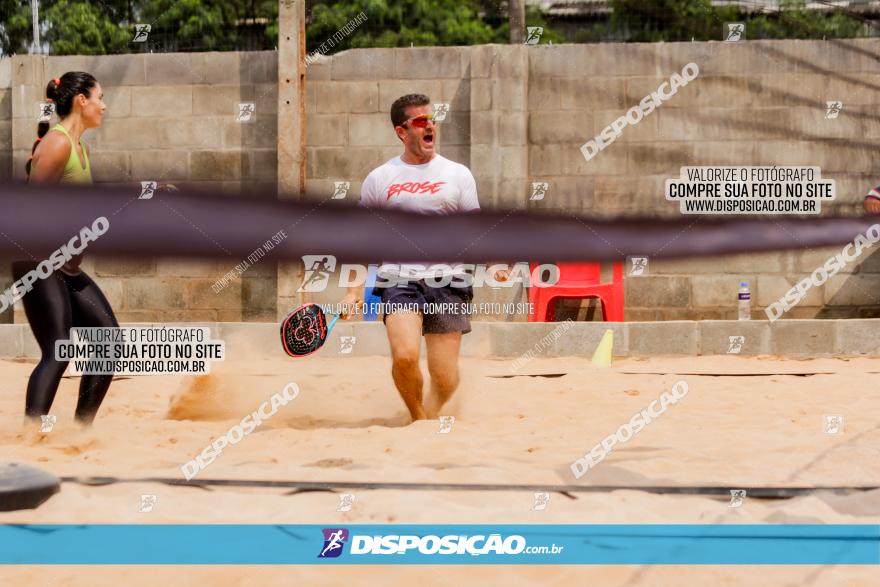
[280,303,340,357]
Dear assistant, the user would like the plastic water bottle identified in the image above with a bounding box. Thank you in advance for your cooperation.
[738,282,751,321]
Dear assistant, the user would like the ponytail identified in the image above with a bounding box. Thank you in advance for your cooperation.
[24,121,51,181]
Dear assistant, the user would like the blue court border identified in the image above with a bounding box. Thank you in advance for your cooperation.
[1,524,877,565]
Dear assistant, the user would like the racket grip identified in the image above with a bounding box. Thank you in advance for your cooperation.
[326,313,340,333]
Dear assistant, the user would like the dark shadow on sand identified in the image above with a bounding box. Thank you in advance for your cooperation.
[280,411,413,430]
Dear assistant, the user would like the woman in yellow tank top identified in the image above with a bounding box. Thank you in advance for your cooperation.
[28,75,100,186]
[14,72,119,426]
[32,122,92,184]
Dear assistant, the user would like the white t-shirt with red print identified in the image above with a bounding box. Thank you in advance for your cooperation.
[359,154,480,279]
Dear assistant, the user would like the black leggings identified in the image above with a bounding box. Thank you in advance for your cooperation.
[12,262,119,424]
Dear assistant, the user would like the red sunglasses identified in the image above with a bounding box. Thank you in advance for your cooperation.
[401,114,435,128]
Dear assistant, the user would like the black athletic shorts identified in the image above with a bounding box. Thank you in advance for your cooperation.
[375,278,474,335]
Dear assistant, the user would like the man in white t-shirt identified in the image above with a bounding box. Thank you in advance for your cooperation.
[340,93,508,422]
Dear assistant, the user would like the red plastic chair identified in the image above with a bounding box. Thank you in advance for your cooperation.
[527,262,625,322]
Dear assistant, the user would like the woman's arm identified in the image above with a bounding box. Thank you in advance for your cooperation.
[30,132,70,184]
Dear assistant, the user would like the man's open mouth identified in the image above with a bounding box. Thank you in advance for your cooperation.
[423,133,434,146]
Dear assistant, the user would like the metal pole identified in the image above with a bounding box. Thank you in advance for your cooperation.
[30,0,41,54]
[277,0,307,316]
[509,0,525,44]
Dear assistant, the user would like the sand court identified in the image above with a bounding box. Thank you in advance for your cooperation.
[5,10,880,584]
[1,354,878,515]
[1,353,879,584]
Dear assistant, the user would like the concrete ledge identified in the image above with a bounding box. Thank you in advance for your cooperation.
[698,321,771,355]
[628,321,698,356]
[0,324,24,357]
[2,320,879,359]
[836,320,880,355]
[769,320,838,356]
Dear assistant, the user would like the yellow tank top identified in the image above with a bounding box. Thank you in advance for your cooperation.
[42,123,92,274]
[38,123,92,184]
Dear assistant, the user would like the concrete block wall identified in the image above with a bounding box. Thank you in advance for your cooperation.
[4,40,880,322]
[311,40,880,321]
[305,48,472,201]
[527,40,874,218]
[628,248,880,320]
[522,39,880,320]
[470,45,529,209]
[527,40,880,320]
[3,319,880,359]
[10,52,278,191]
[5,52,279,324]
[302,47,525,319]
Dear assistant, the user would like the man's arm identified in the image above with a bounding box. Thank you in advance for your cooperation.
[459,165,479,213]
